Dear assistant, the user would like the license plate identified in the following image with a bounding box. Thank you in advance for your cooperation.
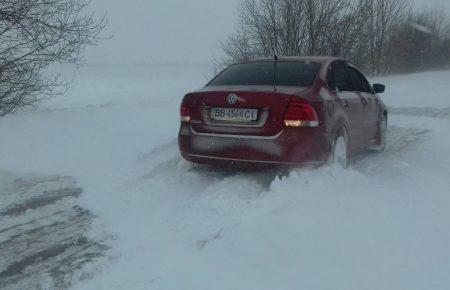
[210,107,258,122]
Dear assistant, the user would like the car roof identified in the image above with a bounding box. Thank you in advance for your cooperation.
[245,56,342,64]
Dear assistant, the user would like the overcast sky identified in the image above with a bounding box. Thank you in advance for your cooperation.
[85,0,450,64]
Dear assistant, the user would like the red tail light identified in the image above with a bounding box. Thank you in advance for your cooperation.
[284,98,319,127]
[180,101,191,123]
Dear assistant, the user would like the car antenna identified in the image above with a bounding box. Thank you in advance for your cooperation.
[272,46,278,61]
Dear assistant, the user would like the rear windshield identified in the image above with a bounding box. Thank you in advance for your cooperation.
[208,61,321,87]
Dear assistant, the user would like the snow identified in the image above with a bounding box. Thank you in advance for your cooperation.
[1,65,450,290]
[373,70,450,108]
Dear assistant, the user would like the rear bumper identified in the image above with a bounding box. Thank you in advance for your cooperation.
[178,124,333,167]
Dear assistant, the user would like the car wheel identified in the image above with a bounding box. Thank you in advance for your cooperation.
[371,115,387,152]
[329,129,348,169]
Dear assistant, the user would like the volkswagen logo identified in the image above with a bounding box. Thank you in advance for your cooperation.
[227,94,238,105]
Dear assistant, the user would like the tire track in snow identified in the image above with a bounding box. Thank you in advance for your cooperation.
[0,173,108,290]
[390,106,450,119]
[352,124,432,175]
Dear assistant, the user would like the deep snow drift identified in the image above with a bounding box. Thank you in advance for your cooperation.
[0,64,450,290]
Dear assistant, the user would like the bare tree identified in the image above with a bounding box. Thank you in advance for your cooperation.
[422,5,450,40]
[384,6,450,74]
[363,0,407,75]
[326,0,367,59]
[221,0,372,66]
[221,0,450,76]
[0,0,106,116]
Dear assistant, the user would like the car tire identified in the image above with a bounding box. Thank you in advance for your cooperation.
[329,128,348,169]
[371,114,387,152]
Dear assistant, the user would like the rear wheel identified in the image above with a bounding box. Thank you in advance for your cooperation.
[329,129,348,169]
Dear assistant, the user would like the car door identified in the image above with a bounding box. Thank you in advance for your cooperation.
[347,66,380,145]
[331,61,366,153]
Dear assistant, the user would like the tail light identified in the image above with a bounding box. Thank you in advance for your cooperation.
[284,98,319,127]
[180,101,191,123]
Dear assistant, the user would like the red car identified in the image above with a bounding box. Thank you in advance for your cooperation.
[178,56,387,168]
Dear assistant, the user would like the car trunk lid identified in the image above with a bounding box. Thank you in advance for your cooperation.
[184,86,309,137]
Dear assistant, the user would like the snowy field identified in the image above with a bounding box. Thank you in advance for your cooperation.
[1,64,450,290]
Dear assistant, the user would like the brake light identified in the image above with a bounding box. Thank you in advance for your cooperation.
[180,102,191,123]
[284,98,319,127]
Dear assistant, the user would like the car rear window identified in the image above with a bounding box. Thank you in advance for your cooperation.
[208,61,321,87]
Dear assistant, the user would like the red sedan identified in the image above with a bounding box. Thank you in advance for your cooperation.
[178,56,387,168]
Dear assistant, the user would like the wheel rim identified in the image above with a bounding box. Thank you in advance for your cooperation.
[333,136,347,168]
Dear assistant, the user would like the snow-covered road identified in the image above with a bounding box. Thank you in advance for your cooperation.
[0,65,449,289]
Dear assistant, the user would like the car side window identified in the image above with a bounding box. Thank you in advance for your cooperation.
[332,62,354,92]
[348,67,372,93]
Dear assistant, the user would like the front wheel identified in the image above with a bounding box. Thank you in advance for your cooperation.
[329,129,348,169]
[371,115,387,152]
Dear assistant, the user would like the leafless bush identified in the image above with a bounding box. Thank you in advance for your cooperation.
[0,0,106,116]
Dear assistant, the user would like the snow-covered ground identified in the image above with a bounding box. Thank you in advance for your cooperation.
[1,64,450,290]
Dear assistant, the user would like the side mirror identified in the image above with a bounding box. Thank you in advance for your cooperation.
[373,83,385,94]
